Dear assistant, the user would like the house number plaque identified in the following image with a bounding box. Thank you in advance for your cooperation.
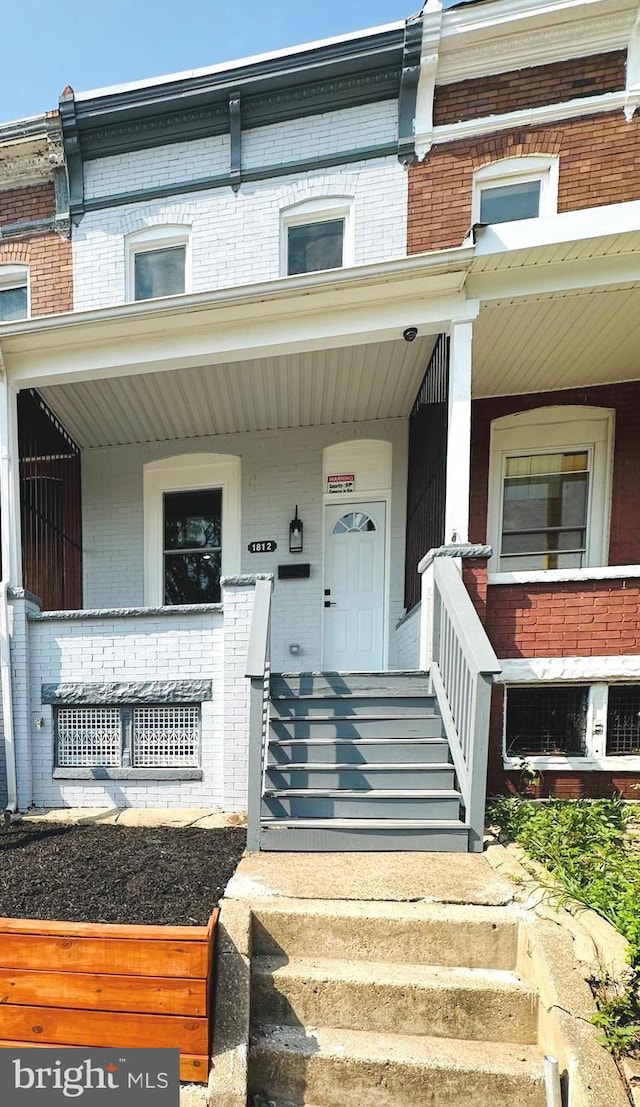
[248,540,277,553]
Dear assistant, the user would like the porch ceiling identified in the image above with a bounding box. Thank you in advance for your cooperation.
[472,283,640,397]
[40,335,437,448]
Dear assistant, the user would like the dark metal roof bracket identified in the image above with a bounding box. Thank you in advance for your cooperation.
[397,12,423,166]
[229,91,242,193]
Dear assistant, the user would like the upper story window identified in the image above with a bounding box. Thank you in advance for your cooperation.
[126,226,190,302]
[0,265,29,322]
[281,198,354,277]
[473,156,559,226]
[487,407,614,576]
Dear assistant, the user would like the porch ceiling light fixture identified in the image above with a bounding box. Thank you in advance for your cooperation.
[289,507,303,554]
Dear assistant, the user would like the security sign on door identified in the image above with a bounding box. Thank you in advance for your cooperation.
[323,501,386,671]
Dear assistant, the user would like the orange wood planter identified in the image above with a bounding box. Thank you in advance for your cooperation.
[0,910,219,1083]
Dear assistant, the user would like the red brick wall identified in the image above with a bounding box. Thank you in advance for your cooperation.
[434,52,626,127]
[408,113,640,254]
[0,184,55,225]
[0,185,72,316]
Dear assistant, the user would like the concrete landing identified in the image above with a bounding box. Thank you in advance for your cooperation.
[225,848,517,906]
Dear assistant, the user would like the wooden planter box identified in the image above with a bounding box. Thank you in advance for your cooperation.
[0,910,218,1083]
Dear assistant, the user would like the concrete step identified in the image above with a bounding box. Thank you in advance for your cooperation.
[271,672,430,698]
[249,1024,546,1107]
[270,697,440,719]
[251,957,538,1044]
[259,820,470,851]
[269,716,444,740]
[264,763,456,790]
[251,899,521,970]
[261,789,462,820]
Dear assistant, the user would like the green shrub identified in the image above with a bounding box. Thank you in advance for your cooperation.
[488,796,640,1056]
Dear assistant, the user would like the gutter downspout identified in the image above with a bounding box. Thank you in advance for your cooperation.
[0,367,17,820]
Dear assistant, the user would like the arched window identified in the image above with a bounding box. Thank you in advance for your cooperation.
[487,406,614,576]
[332,511,377,534]
[473,156,559,226]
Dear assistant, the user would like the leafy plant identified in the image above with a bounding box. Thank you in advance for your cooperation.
[488,796,640,1056]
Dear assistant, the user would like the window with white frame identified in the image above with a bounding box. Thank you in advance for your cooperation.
[126,226,190,302]
[55,704,201,768]
[487,408,614,576]
[473,156,559,226]
[281,199,353,277]
[504,683,640,764]
[143,454,241,607]
[0,265,29,322]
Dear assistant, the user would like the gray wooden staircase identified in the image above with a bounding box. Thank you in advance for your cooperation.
[260,671,470,851]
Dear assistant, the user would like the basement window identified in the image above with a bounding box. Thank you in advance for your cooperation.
[505,685,588,757]
[504,682,640,766]
[55,704,201,769]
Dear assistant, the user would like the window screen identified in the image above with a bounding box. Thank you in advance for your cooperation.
[56,707,122,767]
[505,686,588,756]
[133,705,200,767]
[134,245,186,300]
[55,704,201,768]
[479,180,541,224]
[287,219,344,275]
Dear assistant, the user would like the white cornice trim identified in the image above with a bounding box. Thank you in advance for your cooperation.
[437,0,636,84]
[414,1,444,159]
[498,654,640,682]
[421,91,627,151]
[625,4,640,120]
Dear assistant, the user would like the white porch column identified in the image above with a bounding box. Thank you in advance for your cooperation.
[444,319,474,546]
[0,371,22,587]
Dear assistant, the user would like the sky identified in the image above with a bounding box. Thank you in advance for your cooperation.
[2,0,416,125]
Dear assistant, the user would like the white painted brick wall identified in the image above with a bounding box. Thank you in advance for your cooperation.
[73,103,407,310]
[392,603,421,670]
[81,418,408,673]
[21,583,255,811]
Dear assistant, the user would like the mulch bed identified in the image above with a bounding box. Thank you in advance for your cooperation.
[0,823,246,926]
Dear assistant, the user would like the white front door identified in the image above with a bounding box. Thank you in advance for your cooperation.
[323,501,386,671]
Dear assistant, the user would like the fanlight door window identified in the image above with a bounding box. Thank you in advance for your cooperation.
[163,488,222,604]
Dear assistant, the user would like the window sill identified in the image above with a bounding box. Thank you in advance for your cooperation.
[503,756,640,772]
[53,768,203,781]
[488,565,640,585]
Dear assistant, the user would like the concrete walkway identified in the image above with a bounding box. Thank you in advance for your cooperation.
[13,807,245,828]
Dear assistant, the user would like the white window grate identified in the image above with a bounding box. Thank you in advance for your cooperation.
[56,707,122,767]
[132,705,200,767]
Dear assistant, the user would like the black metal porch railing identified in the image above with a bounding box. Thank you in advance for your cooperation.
[17,389,82,611]
[404,334,449,612]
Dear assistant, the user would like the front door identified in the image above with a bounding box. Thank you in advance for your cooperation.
[323,501,386,671]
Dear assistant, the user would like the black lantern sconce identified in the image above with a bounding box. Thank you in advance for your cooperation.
[289,506,303,553]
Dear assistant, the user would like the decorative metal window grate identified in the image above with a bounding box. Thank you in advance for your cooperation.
[56,707,122,767]
[607,686,640,756]
[55,704,201,768]
[132,705,200,767]
[505,686,588,757]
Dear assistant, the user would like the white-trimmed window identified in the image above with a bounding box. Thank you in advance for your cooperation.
[55,704,200,768]
[143,454,241,607]
[487,407,614,577]
[473,156,559,225]
[0,264,29,322]
[126,226,191,302]
[504,682,640,768]
[281,198,354,277]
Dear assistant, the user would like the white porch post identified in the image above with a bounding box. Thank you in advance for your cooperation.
[0,372,22,588]
[444,319,474,547]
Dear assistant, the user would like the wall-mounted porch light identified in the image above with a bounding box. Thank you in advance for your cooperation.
[289,507,303,553]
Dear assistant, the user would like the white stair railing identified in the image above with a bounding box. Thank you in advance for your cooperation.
[245,577,273,851]
[420,548,500,852]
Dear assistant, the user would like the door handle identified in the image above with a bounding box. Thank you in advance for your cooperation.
[324,600,337,607]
